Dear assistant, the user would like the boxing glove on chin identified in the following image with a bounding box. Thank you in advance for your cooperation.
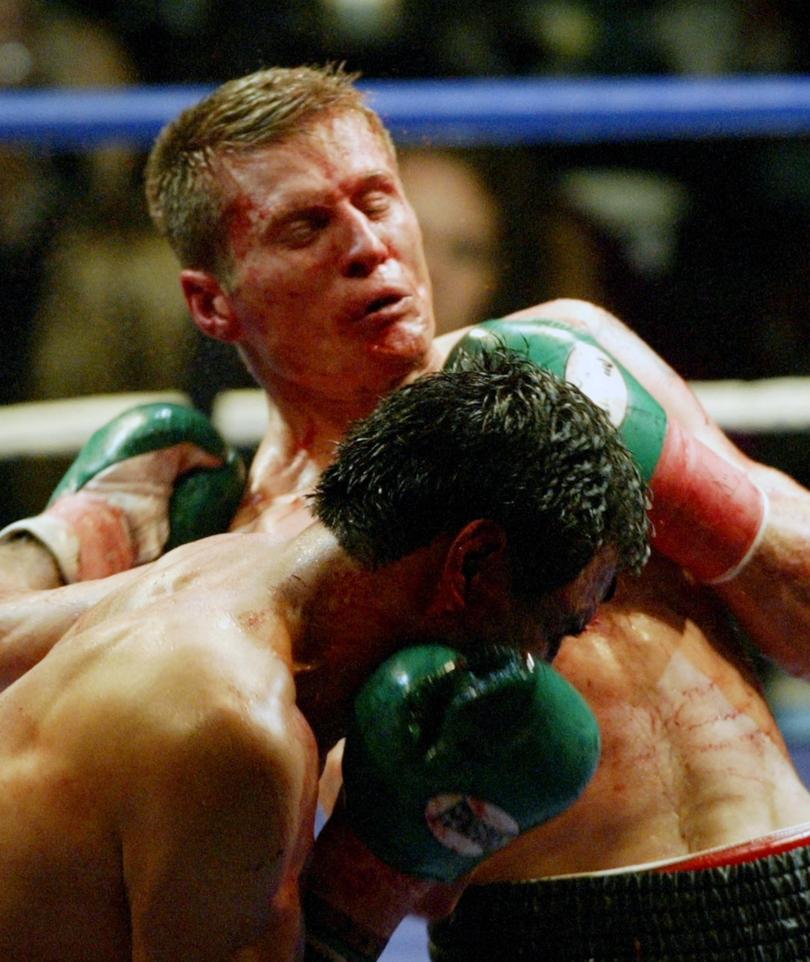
[451,319,767,584]
[0,402,245,582]
[343,643,600,882]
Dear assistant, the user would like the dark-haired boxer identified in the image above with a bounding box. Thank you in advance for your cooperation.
[3,64,810,958]
[0,352,645,961]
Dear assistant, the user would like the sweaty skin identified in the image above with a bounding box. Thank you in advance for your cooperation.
[2,90,810,894]
[5,297,810,880]
[0,532,320,962]
[473,554,810,881]
[5,294,810,881]
[318,298,810,874]
[459,300,810,875]
[0,516,615,961]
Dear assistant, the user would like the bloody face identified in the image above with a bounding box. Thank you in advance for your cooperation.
[219,112,436,410]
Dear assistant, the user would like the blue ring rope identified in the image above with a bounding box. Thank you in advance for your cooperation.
[1,76,810,149]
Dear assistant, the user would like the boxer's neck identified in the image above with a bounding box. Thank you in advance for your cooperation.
[235,341,446,534]
[233,401,340,534]
[280,530,447,754]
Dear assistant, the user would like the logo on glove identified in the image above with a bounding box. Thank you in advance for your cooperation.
[564,341,629,429]
[425,793,519,856]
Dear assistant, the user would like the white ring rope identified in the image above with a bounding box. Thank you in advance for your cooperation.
[0,378,807,460]
[0,392,191,458]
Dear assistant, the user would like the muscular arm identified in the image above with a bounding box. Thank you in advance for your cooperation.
[713,464,810,677]
[122,696,318,962]
[453,298,810,676]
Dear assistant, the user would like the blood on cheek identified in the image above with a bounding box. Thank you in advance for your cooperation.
[226,195,267,262]
[237,265,306,313]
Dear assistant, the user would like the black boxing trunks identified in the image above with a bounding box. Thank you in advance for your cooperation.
[428,823,810,961]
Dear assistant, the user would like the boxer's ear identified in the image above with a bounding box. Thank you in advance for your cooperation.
[436,519,511,613]
[181,269,242,343]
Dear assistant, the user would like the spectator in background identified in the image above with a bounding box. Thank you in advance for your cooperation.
[0,0,255,523]
[0,0,137,523]
[8,0,191,413]
[398,149,503,335]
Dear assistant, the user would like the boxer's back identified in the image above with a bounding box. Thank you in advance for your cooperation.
[0,658,131,961]
[0,533,315,961]
[474,554,810,882]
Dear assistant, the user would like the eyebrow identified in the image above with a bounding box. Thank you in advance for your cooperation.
[263,171,400,235]
[355,170,397,189]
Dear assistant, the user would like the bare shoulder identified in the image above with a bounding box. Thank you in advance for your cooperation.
[107,623,305,753]
[128,661,316,808]
[71,531,278,629]
[33,576,307,785]
[78,634,321,884]
[116,649,319,960]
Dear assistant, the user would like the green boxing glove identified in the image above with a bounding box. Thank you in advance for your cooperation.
[449,319,769,584]
[1,403,245,582]
[304,644,600,962]
[448,317,668,482]
[343,643,600,882]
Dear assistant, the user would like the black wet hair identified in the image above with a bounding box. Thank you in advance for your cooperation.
[313,347,650,597]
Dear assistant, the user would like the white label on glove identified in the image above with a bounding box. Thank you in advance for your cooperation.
[565,341,628,428]
[425,793,518,856]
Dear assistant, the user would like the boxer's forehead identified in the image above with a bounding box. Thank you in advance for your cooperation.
[218,112,399,219]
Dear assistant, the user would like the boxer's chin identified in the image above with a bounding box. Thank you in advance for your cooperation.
[367,316,432,365]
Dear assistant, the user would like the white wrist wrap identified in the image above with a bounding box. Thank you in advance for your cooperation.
[0,515,81,584]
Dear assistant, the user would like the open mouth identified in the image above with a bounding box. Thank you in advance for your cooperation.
[364,293,404,316]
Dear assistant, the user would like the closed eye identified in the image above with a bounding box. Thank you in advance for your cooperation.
[275,208,331,247]
[356,189,392,219]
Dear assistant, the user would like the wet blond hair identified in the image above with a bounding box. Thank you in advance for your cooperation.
[144,64,393,278]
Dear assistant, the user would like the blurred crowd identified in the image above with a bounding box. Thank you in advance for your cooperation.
[3,0,810,521]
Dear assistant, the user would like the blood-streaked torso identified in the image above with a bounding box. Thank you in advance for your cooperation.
[472,553,810,881]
